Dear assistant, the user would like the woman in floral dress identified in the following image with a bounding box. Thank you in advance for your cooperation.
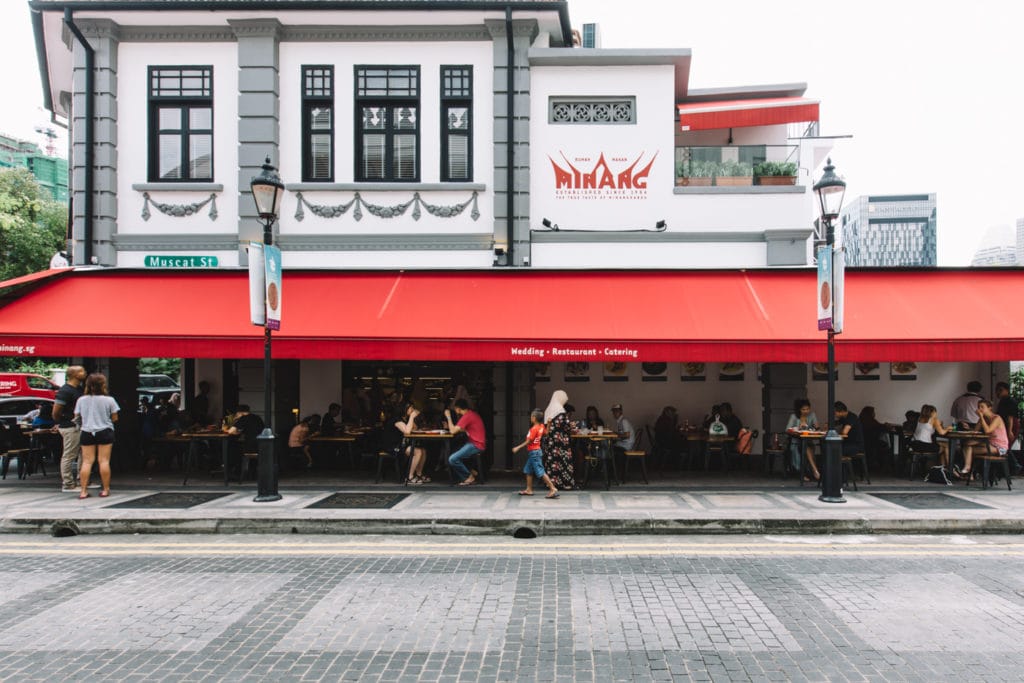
[542,389,575,490]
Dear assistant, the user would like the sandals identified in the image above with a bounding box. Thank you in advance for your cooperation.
[78,492,90,499]
[99,491,110,498]
[545,492,560,499]
[458,478,476,486]
[518,490,534,496]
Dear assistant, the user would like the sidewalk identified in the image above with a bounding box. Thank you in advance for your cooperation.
[2,472,1022,535]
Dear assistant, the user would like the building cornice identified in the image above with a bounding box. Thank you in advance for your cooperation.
[530,231,769,244]
[282,24,491,42]
[113,233,240,250]
[484,18,540,39]
[673,185,807,195]
[227,18,283,39]
[279,233,494,251]
[74,18,121,41]
[119,25,235,42]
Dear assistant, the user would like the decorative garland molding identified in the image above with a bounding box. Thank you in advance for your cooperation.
[294,191,480,223]
[141,192,219,221]
[279,233,493,252]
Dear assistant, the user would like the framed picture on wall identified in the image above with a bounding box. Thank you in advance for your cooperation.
[603,362,628,382]
[564,362,590,383]
[641,362,668,382]
[811,362,838,381]
[681,362,706,382]
[534,363,551,383]
[719,363,745,382]
[890,362,917,381]
[853,363,880,381]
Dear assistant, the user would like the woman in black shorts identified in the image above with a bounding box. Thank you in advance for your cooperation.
[73,373,120,499]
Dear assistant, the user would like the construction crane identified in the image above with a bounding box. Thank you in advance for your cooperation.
[34,125,58,156]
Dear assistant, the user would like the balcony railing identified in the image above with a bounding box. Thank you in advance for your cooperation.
[675,145,800,187]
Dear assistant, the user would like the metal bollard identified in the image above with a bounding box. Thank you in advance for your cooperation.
[819,430,846,503]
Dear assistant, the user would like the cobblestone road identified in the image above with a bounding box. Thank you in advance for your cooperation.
[1,535,1023,681]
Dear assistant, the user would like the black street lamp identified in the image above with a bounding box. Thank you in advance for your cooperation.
[250,156,284,503]
[813,157,846,504]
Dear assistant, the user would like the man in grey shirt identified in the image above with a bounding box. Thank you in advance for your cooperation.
[53,366,86,492]
[951,380,984,429]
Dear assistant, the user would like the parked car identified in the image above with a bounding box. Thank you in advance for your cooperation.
[0,373,59,399]
[0,396,55,427]
[137,373,181,403]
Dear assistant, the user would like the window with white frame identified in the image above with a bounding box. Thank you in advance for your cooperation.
[302,65,334,182]
[354,66,419,182]
[148,66,214,181]
[440,65,472,182]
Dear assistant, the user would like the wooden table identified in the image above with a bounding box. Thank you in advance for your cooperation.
[308,434,359,468]
[572,431,623,489]
[403,431,454,472]
[938,431,986,473]
[180,431,240,486]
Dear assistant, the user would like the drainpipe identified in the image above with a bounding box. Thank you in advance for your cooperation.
[505,5,514,267]
[63,9,94,266]
[504,7,516,468]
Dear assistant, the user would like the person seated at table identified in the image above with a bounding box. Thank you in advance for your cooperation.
[786,399,820,481]
[444,399,486,485]
[834,401,866,457]
[610,403,635,474]
[288,415,316,469]
[583,405,604,431]
[320,402,342,436]
[655,406,683,459]
[564,403,580,432]
[719,403,742,437]
[911,404,951,467]
[393,403,430,485]
[951,380,984,431]
[701,404,721,431]
[858,405,891,465]
[31,402,55,429]
[960,399,1009,479]
[225,405,265,475]
[902,409,921,435]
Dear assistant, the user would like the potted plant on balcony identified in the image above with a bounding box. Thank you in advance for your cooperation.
[676,160,714,186]
[714,160,753,186]
[754,161,798,186]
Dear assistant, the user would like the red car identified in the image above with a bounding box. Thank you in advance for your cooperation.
[0,373,59,399]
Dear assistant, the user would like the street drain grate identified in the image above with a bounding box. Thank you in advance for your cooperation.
[306,492,409,509]
[869,492,992,510]
[107,492,232,509]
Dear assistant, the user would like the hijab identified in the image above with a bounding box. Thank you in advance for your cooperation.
[544,389,569,424]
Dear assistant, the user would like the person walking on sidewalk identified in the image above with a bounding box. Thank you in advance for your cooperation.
[512,409,559,499]
[53,365,86,492]
[444,399,486,485]
[542,389,576,490]
[74,373,119,499]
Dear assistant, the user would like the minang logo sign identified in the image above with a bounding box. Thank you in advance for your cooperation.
[549,151,657,200]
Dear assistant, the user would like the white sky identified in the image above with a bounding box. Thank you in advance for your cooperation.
[3,0,1022,265]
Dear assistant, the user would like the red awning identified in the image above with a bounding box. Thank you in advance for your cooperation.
[0,268,1018,362]
[677,97,819,131]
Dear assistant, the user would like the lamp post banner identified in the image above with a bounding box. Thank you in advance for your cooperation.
[816,246,832,331]
[264,245,282,331]
[247,241,266,327]
[833,249,845,334]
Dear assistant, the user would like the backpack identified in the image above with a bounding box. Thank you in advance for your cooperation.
[924,465,952,486]
[735,428,753,455]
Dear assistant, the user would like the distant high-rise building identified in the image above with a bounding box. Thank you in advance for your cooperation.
[840,194,937,267]
[581,23,601,48]
[0,132,68,203]
[1016,217,1024,265]
[972,224,1016,267]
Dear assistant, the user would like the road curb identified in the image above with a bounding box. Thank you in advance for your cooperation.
[2,516,1024,536]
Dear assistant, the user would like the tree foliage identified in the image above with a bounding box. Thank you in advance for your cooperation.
[138,358,182,377]
[0,168,67,281]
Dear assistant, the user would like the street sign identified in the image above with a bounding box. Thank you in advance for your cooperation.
[144,255,219,269]
[816,246,832,331]
[264,245,282,331]
[247,242,265,326]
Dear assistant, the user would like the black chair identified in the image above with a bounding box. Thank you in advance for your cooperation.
[376,446,406,484]
[763,432,787,475]
[966,442,1012,491]
[906,440,939,481]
